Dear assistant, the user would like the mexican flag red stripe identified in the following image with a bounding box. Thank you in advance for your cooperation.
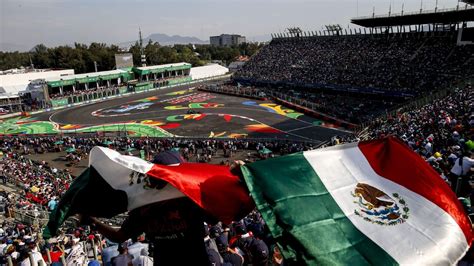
[359,138,472,242]
[147,163,254,224]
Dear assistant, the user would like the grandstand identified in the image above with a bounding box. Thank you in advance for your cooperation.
[233,7,473,125]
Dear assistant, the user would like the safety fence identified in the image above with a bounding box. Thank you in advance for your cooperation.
[199,86,268,101]
[199,85,357,131]
[0,133,323,146]
[7,207,49,228]
[268,92,358,131]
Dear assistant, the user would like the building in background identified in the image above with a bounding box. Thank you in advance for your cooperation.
[210,34,246,47]
[0,69,74,111]
[0,69,74,96]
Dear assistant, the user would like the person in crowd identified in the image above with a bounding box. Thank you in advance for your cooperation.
[132,248,153,266]
[111,244,133,266]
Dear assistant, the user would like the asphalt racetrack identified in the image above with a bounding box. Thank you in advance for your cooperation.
[25,84,350,143]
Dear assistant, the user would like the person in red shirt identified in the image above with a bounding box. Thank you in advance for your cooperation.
[43,238,64,265]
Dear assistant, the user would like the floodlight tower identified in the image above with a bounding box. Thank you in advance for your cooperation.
[139,27,147,67]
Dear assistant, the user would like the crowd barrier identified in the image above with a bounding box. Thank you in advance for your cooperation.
[233,77,418,98]
[0,133,323,146]
[272,96,357,131]
[7,207,49,228]
[198,86,268,101]
[199,85,357,131]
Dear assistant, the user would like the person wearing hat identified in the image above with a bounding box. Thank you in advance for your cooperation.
[80,150,216,266]
[46,238,63,266]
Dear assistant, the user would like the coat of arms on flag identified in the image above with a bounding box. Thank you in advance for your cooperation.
[351,183,409,226]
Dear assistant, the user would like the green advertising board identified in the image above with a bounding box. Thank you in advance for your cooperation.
[51,98,69,107]
[118,86,128,94]
[47,79,76,88]
[168,76,192,85]
[77,76,98,84]
[133,63,192,76]
[135,82,153,92]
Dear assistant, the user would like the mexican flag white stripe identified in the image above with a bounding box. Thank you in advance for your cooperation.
[304,141,469,265]
[89,146,185,210]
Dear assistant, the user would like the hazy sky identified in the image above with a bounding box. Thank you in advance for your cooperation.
[1,0,463,49]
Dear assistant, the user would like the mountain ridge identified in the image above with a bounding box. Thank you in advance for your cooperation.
[118,33,208,48]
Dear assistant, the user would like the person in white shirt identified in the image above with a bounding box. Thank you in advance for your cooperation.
[450,152,474,195]
[132,248,153,266]
[450,154,474,177]
[19,240,46,266]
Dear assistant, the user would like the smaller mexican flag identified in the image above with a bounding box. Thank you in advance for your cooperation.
[44,146,254,238]
[241,137,473,265]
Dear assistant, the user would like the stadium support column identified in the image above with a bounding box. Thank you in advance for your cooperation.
[72,84,76,93]
[60,86,64,95]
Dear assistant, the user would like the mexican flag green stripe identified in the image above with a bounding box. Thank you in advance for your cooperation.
[241,152,397,265]
[241,138,471,265]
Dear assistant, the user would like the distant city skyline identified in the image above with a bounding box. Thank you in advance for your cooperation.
[1,0,465,51]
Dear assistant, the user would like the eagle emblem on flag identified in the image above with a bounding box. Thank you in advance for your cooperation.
[351,183,409,226]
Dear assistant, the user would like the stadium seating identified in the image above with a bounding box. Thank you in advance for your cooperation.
[235,34,473,96]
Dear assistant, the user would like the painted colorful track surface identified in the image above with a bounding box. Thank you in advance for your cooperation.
[0,84,350,143]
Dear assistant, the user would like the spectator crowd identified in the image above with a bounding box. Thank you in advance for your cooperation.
[235,34,473,95]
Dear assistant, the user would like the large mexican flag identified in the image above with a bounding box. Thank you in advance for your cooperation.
[43,146,254,238]
[241,137,472,265]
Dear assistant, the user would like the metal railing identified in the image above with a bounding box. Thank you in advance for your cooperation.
[8,207,50,227]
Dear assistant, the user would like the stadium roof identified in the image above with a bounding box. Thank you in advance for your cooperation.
[0,69,74,95]
[46,69,132,87]
[352,6,474,27]
[189,64,229,80]
[133,62,192,75]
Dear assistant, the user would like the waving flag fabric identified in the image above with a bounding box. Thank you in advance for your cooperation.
[44,146,254,238]
[241,137,472,265]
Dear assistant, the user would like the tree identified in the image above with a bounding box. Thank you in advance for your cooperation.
[0,41,264,72]
[32,44,52,68]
